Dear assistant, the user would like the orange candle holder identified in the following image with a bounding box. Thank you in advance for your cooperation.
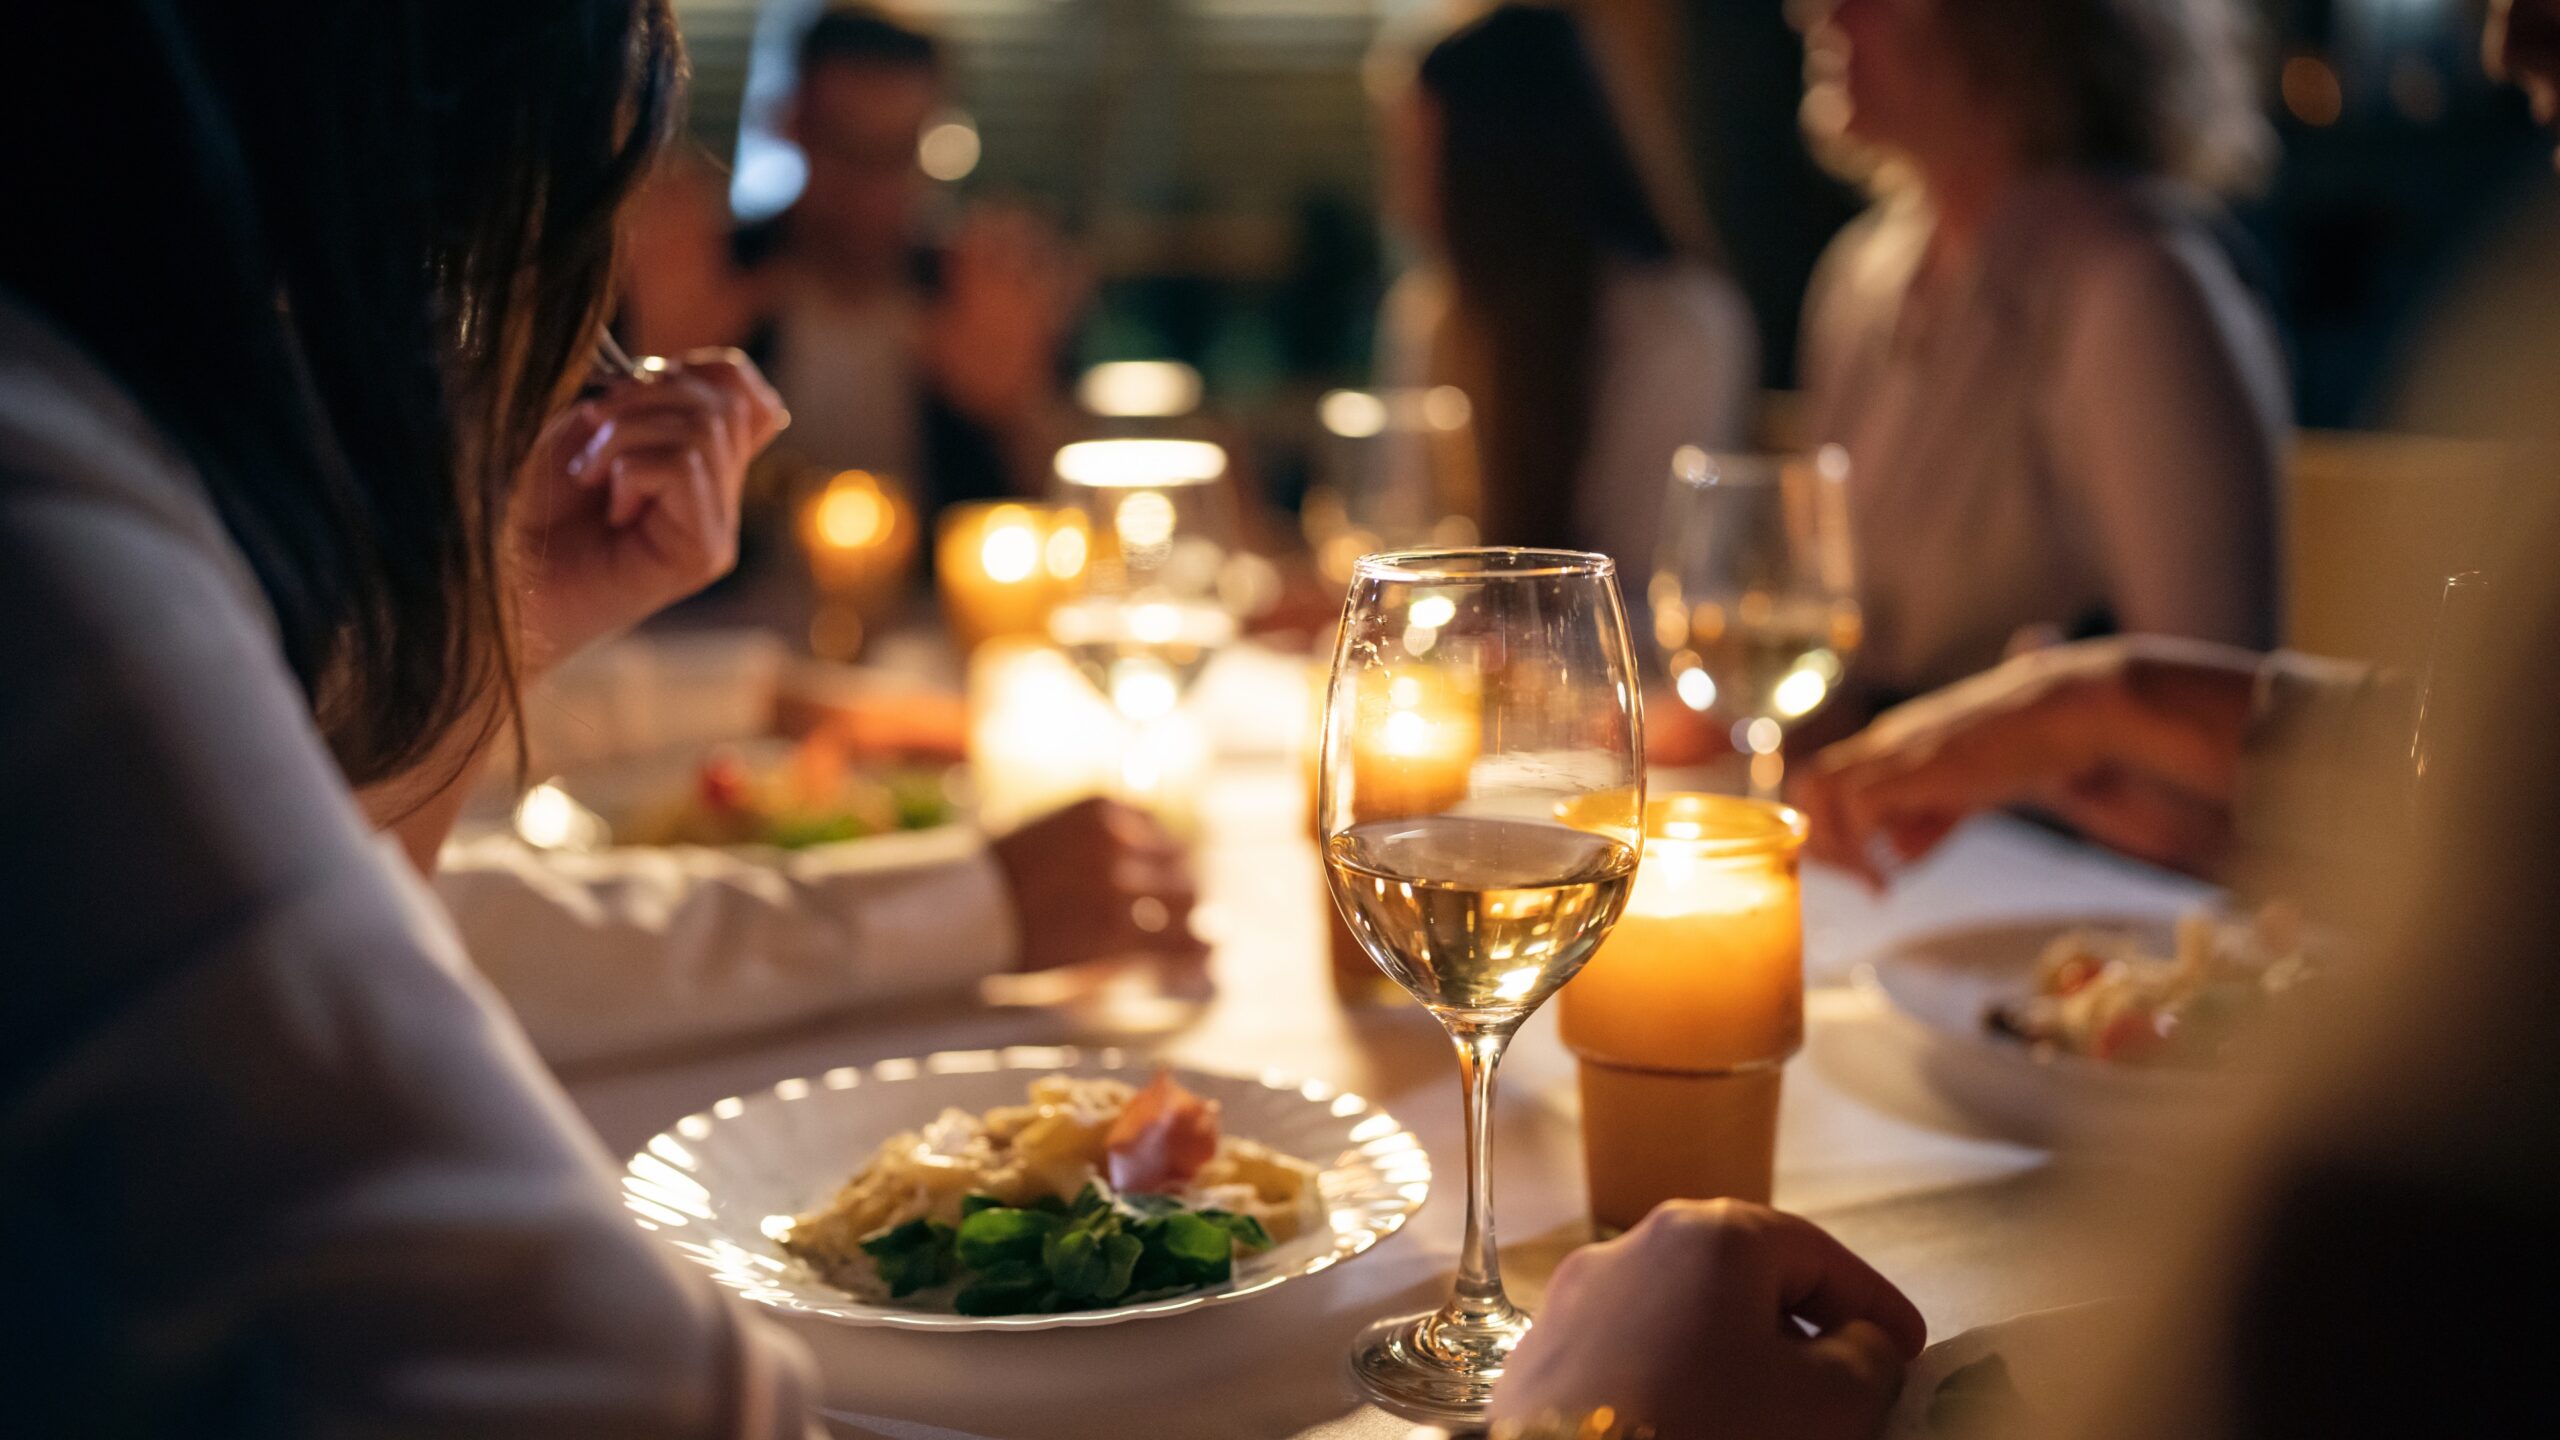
[1556,794,1807,1233]
[935,502,1089,654]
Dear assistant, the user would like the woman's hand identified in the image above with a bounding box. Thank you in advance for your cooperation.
[1490,1201,1926,1440]
[1792,638,2260,884]
[512,348,788,673]
[990,798,1210,978]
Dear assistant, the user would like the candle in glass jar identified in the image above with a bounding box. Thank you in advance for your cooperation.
[938,502,1088,653]
[1558,794,1807,1230]
[1346,669,1479,820]
[799,470,919,657]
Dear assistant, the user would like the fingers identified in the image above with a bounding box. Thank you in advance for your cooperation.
[1801,1320,1913,1431]
[1741,1207,1928,1359]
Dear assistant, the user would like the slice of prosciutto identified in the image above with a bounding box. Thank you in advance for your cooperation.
[1104,1069,1222,1194]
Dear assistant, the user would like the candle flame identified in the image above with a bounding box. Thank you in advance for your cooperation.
[979,509,1041,583]
[813,472,893,550]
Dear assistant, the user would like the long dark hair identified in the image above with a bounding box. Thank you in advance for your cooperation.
[0,1,681,786]
[1417,4,1709,548]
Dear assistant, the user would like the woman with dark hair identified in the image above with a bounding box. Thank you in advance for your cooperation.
[1797,0,2287,715]
[0,3,825,1431]
[1377,1,1757,576]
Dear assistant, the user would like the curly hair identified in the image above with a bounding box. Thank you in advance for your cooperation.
[1824,0,2273,194]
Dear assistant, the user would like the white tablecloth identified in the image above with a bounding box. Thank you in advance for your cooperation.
[566,759,2211,1440]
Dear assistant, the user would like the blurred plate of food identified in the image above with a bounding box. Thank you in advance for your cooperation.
[1857,907,2318,1141]
[514,734,964,855]
[621,1048,1430,1331]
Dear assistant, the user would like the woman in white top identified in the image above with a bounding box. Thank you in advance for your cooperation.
[1798,0,2288,710]
[1374,3,1758,576]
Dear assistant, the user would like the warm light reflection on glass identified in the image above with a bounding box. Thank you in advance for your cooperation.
[1055,438,1227,488]
[918,113,981,181]
[1321,389,1390,439]
[1079,360,1203,418]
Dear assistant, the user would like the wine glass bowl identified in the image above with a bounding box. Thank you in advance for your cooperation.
[1318,547,1645,1421]
[1651,446,1862,801]
[1048,439,1240,722]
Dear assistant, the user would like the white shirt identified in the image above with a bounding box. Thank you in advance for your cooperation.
[1803,173,2287,701]
[439,824,1017,1068]
[1378,259,1760,579]
[0,292,822,1437]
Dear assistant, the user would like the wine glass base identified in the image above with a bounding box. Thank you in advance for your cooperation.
[1348,1306,1532,1425]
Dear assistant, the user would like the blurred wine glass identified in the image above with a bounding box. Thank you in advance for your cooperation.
[2411,569,2489,793]
[1301,386,1480,587]
[1319,547,1645,1421]
[1048,438,1239,724]
[1650,445,1862,801]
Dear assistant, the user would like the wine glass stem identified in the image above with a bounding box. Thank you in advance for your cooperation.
[1446,1023,1519,1328]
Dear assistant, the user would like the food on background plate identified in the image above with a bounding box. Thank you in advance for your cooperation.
[779,1071,1324,1316]
[1986,906,2315,1066]
[621,733,954,849]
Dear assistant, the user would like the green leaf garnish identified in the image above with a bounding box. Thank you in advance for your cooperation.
[858,1219,955,1297]
[955,1206,1063,1270]
[1196,1209,1274,1253]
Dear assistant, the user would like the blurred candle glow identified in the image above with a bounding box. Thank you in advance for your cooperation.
[800,470,918,658]
[936,502,1088,653]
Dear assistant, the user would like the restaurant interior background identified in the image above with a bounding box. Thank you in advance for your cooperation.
[667,0,2559,672]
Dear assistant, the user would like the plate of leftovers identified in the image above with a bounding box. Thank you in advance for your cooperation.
[1857,907,2320,1138]
[621,1048,1430,1330]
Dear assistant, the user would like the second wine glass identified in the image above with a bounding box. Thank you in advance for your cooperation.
[1319,548,1645,1422]
[1651,445,1862,801]
[1048,438,1240,723]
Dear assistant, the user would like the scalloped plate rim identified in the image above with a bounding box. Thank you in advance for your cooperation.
[621,1045,1432,1332]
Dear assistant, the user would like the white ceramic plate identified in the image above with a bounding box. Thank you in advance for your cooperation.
[1859,918,2221,1142]
[621,1046,1431,1331]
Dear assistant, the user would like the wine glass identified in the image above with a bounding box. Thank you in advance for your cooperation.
[1302,386,1481,586]
[1319,548,1646,1422]
[1048,438,1240,723]
[1651,445,1862,801]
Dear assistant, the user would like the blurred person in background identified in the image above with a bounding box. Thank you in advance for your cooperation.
[724,4,1083,517]
[1375,2,1758,580]
[1482,10,2560,1438]
[1798,0,2287,719]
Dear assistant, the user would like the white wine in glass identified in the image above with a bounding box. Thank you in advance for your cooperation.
[1049,438,1239,723]
[1651,446,1862,801]
[1320,549,1645,1422]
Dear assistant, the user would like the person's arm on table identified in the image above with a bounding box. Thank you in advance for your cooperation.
[1795,636,2410,886]
[438,796,1206,1067]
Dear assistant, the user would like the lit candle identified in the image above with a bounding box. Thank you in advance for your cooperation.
[799,470,918,657]
[936,502,1088,654]
[1556,794,1807,1231]
[1347,668,1480,821]
[1313,666,1481,1005]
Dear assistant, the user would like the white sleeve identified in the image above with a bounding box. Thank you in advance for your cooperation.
[2047,230,2288,650]
[437,826,1019,1068]
[0,442,819,1435]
